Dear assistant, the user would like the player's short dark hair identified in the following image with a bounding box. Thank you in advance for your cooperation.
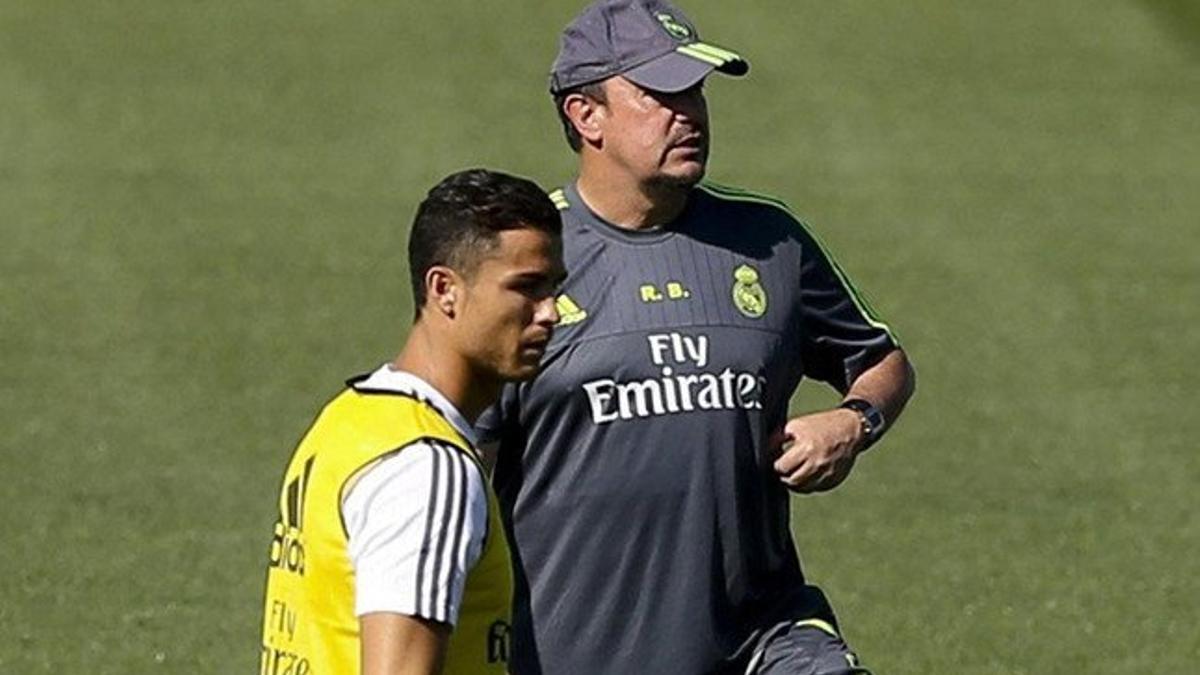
[408,168,561,316]
[553,82,608,153]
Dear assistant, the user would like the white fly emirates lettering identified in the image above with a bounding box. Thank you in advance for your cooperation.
[582,332,766,424]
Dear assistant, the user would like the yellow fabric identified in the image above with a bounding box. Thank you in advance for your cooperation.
[260,386,512,675]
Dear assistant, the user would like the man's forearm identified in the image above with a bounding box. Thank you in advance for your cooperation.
[843,348,916,436]
[360,612,449,675]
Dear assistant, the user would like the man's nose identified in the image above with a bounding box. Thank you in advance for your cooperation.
[535,295,560,326]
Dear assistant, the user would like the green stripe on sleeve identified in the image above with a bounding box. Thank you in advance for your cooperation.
[794,618,839,638]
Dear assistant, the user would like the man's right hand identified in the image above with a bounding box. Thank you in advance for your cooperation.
[770,408,866,493]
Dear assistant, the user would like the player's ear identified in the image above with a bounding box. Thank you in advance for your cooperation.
[424,266,460,319]
[564,92,604,146]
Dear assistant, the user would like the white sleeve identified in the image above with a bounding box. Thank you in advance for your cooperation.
[341,441,488,626]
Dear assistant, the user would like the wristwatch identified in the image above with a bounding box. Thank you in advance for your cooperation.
[839,398,886,448]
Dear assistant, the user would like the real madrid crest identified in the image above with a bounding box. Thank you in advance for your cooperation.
[732,264,767,318]
[655,12,694,41]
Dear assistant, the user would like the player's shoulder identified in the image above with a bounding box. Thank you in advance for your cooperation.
[696,180,806,227]
[700,181,840,243]
[318,379,418,425]
[695,181,795,214]
[313,379,463,453]
[693,181,821,240]
[351,438,487,502]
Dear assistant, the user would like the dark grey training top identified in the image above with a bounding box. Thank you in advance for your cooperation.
[478,181,897,675]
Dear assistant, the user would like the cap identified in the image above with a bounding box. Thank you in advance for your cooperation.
[549,0,749,94]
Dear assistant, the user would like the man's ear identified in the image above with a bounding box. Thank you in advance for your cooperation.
[564,92,605,146]
[424,266,460,319]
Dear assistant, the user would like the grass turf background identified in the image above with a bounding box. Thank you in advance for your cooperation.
[1,1,1196,672]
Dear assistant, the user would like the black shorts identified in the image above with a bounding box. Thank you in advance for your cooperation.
[743,618,872,675]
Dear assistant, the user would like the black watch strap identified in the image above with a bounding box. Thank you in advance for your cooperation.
[839,398,886,447]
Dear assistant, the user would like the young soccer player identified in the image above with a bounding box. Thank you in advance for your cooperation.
[260,169,565,675]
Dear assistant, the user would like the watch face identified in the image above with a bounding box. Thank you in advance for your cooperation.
[864,408,885,436]
[842,399,884,439]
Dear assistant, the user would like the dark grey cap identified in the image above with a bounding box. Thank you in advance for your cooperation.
[549,0,749,94]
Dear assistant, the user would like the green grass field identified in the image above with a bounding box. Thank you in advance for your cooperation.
[2,1,1197,672]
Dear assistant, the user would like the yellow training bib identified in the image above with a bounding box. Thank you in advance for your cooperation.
[260,383,512,675]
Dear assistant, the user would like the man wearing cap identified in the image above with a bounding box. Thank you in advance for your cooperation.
[478,1,916,673]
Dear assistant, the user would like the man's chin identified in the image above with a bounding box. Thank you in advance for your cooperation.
[653,164,706,189]
[502,360,543,382]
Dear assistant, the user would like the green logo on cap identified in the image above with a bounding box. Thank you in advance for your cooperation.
[655,12,693,42]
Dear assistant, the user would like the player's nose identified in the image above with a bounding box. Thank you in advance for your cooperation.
[534,295,559,327]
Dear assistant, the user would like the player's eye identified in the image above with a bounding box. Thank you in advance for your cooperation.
[511,277,552,298]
